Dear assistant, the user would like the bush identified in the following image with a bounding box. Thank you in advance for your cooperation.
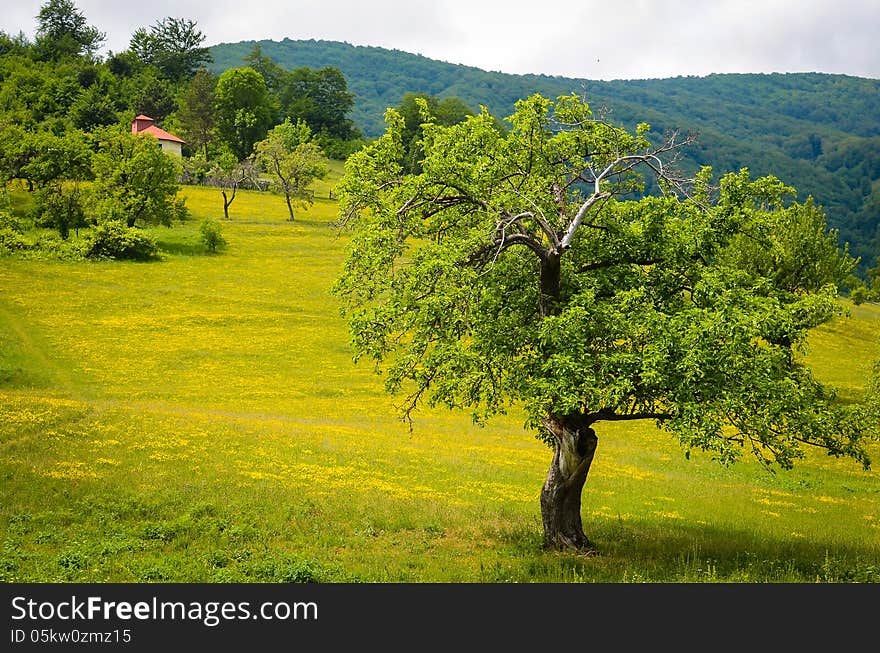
[81,222,158,260]
[0,227,29,253]
[199,218,226,253]
[0,210,22,233]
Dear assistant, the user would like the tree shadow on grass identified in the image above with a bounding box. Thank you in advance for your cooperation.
[155,239,207,256]
[487,518,880,583]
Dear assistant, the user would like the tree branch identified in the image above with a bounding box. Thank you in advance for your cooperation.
[591,408,674,423]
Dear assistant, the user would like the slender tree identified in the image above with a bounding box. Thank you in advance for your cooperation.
[333,94,877,552]
[207,153,258,219]
[254,119,326,221]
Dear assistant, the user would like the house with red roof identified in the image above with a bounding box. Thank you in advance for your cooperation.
[131,115,185,157]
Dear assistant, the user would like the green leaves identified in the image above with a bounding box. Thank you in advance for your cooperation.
[90,127,185,228]
[214,67,275,160]
[128,17,211,83]
[334,92,876,470]
[253,119,327,221]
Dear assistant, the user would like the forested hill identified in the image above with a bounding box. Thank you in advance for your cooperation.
[210,38,880,267]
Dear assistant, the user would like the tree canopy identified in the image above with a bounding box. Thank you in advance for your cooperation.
[129,17,211,82]
[394,93,476,172]
[333,93,878,551]
[213,66,275,160]
[34,0,105,59]
[244,44,360,143]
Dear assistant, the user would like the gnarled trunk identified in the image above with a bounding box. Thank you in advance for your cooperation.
[540,417,598,552]
[539,253,561,317]
[222,189,233,219]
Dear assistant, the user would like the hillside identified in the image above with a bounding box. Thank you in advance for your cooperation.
[2,181,878,582]
[210,39,880,267]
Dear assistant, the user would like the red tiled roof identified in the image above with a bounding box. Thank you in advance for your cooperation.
[139,124,185,144]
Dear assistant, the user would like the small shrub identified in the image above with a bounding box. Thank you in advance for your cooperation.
[0,227,29,253]
[199,218,226,253]
[850,286,869,305]
[81,222,158,260]
[0,209,22,233]
[246,556,325,583]
[279,558,323,583]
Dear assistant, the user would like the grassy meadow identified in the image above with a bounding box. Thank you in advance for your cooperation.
[1,171,879,583]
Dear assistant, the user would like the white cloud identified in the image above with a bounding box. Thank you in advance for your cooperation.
[2,0,878,80]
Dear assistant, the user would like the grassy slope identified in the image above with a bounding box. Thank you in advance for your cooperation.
[1,178,878,582]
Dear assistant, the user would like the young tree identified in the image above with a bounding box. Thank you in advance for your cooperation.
[333,94,877,552]
[207,152,258,219]
[254,120,327,221]
[22,129,92,239]
[32,183,86,239]
[199,218,226,253]
[90,127,186,228]
[0,126,41,190]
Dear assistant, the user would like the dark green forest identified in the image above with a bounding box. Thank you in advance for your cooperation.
[211,39,880,269]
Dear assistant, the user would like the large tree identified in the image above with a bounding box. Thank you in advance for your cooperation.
[34,0,105,59]
[333,94,877,552]
[129,17,211,83]
[283,66,358,140]
[214,67,275,160]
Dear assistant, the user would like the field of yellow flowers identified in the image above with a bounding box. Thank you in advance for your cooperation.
[1,178,878,582]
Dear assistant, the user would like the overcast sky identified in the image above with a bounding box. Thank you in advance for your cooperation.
[2,0,879,80]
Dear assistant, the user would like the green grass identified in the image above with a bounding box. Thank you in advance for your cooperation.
[1,180,878,582]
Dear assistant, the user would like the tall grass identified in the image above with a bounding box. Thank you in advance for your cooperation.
[0,180,878,582]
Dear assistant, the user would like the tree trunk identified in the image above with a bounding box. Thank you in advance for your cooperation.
[222,190,231,219]
[540,417,598,552]
[285,193,295,221]
[539,253,561,317]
